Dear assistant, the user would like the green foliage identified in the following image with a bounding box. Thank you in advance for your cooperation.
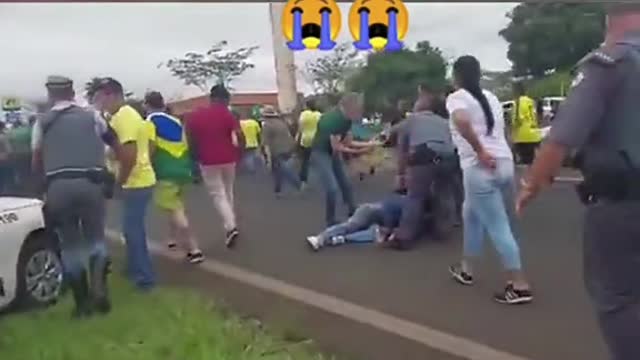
[304,43,362,98]
[160,41,259,92]
[500,3,605,77]
[1,274,331,360]
[481,70,514,101]
[346,41,447,113]
[527,71,573,99]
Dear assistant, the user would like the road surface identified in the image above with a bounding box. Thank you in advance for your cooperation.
[107,167,607,360]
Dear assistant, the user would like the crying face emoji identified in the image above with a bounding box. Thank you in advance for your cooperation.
[281,0,342,51]
[349,0,409,52]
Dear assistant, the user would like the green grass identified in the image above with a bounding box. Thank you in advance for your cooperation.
[0,276,333,360]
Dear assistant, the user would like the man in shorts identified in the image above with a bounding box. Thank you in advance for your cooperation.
[144,91,203,264]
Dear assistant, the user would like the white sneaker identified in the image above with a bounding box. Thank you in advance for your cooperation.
[306,236,323,251]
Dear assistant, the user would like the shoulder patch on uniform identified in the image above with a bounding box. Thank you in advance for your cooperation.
[585,46,627,67]
[571,71,585,88]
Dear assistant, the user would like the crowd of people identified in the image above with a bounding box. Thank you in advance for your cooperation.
[8,7,640,359]
[25,50,536,323]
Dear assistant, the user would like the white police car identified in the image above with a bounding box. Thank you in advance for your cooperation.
[0,197,63,310]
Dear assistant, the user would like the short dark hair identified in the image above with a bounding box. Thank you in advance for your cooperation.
[418,82,439,94]
[144,91,165,110]
[210,84,230,101]
[306,99,317,111]
[95,77,124,96]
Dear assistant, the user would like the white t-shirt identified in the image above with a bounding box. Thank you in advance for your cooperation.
[446,88,512,169]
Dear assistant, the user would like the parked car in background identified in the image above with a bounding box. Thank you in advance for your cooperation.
[0,197,63,311]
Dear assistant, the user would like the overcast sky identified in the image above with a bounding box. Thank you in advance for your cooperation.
[0,2,517,102]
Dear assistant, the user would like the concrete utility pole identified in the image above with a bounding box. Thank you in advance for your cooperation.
[269,2,299,123]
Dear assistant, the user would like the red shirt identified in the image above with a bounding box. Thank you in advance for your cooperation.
[187,102,240,166]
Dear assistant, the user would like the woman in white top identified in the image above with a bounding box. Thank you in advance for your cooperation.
[446,55,533,305]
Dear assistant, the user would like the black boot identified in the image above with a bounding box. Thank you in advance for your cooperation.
[89,255,112,314]
[70,271,92,318]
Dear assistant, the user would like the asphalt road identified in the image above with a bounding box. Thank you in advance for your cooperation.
[107,167,607,360]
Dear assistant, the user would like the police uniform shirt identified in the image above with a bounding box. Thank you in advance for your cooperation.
[31,101,117,151]
[546,32,639,149]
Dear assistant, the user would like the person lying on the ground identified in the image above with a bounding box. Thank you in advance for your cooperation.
[306,192,408,251]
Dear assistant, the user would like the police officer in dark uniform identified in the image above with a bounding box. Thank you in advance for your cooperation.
[32,76,120,318]
[516,4,640,359]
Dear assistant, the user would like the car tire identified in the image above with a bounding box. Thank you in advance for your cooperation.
[14,231,64,309]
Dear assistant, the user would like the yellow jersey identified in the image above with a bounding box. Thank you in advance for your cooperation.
[240,119,261,149]
[110,105,156,189]
[299,110,321,148]
[511,96,542,143]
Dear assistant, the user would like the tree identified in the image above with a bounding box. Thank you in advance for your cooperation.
[481,69,514,101]
[499,3,605,78]
[304,43,362,99]
[346,41,447,114]
[159,41,259,92]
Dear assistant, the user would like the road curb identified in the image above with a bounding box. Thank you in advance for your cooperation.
[107,229,531,360]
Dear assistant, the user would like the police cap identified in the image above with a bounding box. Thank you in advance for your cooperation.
[45,75,73,89]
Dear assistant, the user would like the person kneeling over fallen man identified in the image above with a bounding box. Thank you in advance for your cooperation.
[306,192,407,251]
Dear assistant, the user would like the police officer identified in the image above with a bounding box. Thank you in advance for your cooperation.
[388,83,457,249]
[516,4,640,359]
[32,76,120,318]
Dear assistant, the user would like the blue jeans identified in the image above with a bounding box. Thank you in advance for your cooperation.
[122,187,156,289]
[462,159,521,270]
[242,148,262,174]
[272,153,301,194]
[318,203,383,243]
[311,151,356,226]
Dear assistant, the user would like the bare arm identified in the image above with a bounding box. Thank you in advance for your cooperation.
[117,142,136,186]
[330,134,369,155]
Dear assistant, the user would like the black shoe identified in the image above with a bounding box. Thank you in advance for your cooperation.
[225,228,239,248]
[449,265,474,286]
[187,251,205,264]
[70,272,93,318]
[89,256,111,314]
[494,284,533,305]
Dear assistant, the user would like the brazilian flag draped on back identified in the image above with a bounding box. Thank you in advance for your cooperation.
[146,112,193,183]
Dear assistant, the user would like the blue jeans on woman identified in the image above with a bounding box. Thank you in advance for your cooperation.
[121,187,156,290]
[311,151,356,226]
[462,159,521,270]
[272,152,301,194]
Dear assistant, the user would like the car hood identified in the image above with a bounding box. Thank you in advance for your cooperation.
[0,197,43,212]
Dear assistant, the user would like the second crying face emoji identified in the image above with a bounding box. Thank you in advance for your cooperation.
[282,0,342,51]
[349,0,409,52]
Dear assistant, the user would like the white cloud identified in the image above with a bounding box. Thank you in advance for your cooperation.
[0,2,516,102]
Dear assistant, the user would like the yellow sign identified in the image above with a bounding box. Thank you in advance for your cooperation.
[282,0,342,51]
[2,97,21,111]
[349,0,409,52]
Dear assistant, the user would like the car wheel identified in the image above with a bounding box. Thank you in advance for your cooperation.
[15,232,64,308]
